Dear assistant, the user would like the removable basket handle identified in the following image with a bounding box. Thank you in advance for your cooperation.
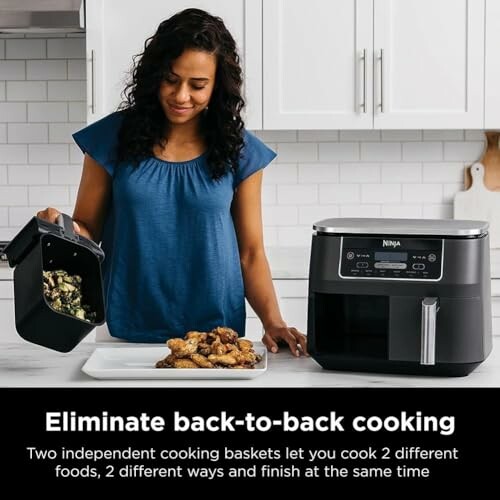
[56,213,79,242]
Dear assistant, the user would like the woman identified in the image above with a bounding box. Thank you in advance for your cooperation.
[37,8,307,357]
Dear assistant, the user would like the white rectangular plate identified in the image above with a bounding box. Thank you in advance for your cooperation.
[82,345,267,380]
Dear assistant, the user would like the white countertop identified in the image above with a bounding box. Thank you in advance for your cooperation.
[1,339,499,388]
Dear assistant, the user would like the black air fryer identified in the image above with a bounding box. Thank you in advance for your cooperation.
[4,214,106,352]
[308,218,492,376]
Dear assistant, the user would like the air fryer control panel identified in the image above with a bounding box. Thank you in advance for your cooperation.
[339,236,443,280]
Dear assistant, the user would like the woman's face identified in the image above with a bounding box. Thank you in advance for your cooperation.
[159,48,217,125]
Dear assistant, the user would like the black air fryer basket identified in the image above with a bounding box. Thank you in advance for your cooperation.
[4,214,106,352]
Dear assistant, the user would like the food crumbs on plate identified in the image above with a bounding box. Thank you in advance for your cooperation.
[155,326,262,369]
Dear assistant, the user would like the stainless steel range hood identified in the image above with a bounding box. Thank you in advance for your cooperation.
[0,0,85,34]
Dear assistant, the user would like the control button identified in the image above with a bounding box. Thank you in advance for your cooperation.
[347,251,355,260]
[374,262,407,270]
[428,253,437,263]
[356,262,369,269]
[412,263,425,270]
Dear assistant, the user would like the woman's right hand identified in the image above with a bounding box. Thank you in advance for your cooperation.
[36,207,81,234]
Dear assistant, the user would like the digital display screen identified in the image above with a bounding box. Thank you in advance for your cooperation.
[374,251,408,262]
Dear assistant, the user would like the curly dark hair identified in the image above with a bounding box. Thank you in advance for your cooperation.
[116,8,245,180]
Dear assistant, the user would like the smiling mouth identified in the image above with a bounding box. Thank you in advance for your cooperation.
[168,104,193,112]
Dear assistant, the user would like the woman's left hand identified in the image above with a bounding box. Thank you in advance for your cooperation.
[262,325,309,357]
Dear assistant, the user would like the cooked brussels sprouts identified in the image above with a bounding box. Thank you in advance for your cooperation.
[43,270,97,322]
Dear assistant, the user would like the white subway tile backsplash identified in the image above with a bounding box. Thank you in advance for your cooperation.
[340,204,381,217]
[298,130,338,142]
[0,61,25,80]
[0,186,28,205]
[256,130,296,143]
[0,144,28,164]
[8,206,41,225]
[29,144,68,164]
[69,144,83,164]
[263,226,278,247]
[47,81,85,101]
[28,185,69,205]
[381,163,422,183]
[28,102,68,122]
[319,142,359,162]
[262,184,276,205]
[8,165,48,185]
[361,142,401,161]
[47,38,85,59]
[6,39,46,59]
[68,102,86,122]
[8,123,48,143]
[423,204,453,219]
[0,37,494,250]
[465,130,485,141]
[49,165,82,184]
[278,226,311,247]
[263,205,298,226]
[362,184,401,203]
[340,163,380,183]
[264,163,297,184]
[381,130,422,141]
[340,130,380,142]
[423,130,464,141]
[444,142,483,161]
[6,81,46,101]
[27,60,67,80]
[298,163,338,183]
[277,184,317,205]
[443,183,463,203]
[49,122,85,143]
[381,204,423,218]
[0,206,7,225]
[320,183,360,204]
[402,184,443,203]
[403,142,442,161]
[277,143,317,162]
[67,60,86,80]
[299,205,339,225]
[422,163,464,183]
[0,102,26,122]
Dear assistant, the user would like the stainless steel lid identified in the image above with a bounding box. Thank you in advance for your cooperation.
[313,218,489,237]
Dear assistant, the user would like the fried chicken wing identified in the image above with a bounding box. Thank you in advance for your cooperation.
[157,327,261,369]
[191,353,214,368]
[208,354,238,366]
[167,338,198,357]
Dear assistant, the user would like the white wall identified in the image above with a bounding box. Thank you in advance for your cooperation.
[0,35,485,248]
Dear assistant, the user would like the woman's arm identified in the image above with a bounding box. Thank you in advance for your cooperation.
[37,154,111,243]
[232,170,308,356]
[72,154,112,243]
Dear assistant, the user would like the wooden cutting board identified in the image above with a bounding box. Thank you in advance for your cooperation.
[454,162,500,248]
[465,132,500,190]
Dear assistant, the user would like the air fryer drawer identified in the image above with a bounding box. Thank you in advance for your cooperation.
[389,296,488,363]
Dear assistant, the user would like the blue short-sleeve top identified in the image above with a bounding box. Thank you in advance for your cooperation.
[72,111,276,342]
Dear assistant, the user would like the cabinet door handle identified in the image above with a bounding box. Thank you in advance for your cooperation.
[378,49,384,113]
[89,49,95,114]
[360,48,367,113]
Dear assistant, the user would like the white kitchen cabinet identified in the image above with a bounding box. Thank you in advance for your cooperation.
[263,0,485,129]
[85,0,262,128]
[485,0,500,129]
[0,280,17,342]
